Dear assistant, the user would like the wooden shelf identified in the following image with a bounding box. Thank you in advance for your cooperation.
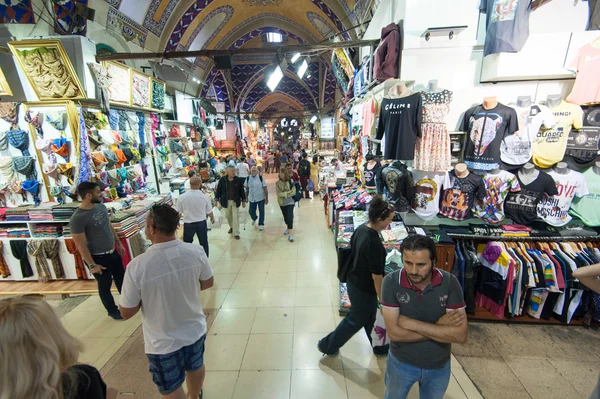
[468,304,584,326]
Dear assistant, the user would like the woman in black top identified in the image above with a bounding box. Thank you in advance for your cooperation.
[0,296,110,399]
[318,196,395,356]
[363,155,382,190]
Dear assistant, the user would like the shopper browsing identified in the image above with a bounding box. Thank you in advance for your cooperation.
[311,155,319,197]
[292,150,300,169]
[298,153,312,199]
[244,166,268,231]
[276,169,296,242]
[177,176,215,256]
[70,182,126,320]
[331,158,345,172]
[184,169,196,191]
[215,166,247,240]
[236,156,250,178]
[381,234,467,399]
[286,163,300,182]
[119,204,214,399]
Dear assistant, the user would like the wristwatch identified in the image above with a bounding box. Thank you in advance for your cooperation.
[87,263,98,271]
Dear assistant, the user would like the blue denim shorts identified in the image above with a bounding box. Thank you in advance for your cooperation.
[147,335,206,395]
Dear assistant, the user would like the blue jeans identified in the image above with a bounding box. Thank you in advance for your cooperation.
[183,221,209,257]
[385,353,451,399]
[249,200,265,226]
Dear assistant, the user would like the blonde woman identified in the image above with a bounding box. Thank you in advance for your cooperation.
[276,169,296,242]
[0,296,109,399]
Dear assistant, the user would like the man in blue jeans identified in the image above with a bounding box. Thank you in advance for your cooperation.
[244,166,268,231]
[176,176,214,257]
[381,235,468,399]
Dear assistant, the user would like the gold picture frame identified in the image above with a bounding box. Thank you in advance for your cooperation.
[8,39,86,101]
[131,70,151,108]
[0,67,13,97]
[104,61,132,106]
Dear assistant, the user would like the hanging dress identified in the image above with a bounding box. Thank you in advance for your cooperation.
[414,90,453,172]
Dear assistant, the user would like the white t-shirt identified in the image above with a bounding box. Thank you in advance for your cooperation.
[176,190,213,223]
[411,171,450,220]
[537,170,589,226]
[236,162,249,178]
[501,104,555,166]
[120,240,213,355]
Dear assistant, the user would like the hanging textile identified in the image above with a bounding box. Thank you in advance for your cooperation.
[103,149,118,168]
[10,240,33,278]
[25,111,44,137]
[117,110,128,131]
[119,237,131,268]
[36,138,58,164]
[0,242,10,278]
[57,163,74,185]
[121,147,134,165]
[83,111,101,130]
[6,130,30,156]
[77,109,93,186]
[116,167,129,184]
[92,152,108,170]
[27,240,51,282]
[43,163,59,182]
[96,171,110,190]
[64,238,86,279]
[113,148,127,167]
[151,81,165,109]
[42,240,65,279]
[87,63,110,114]
[108,109,119,130]
[136,111,146,147]
[0,102,19,125]
[99,130,116,145]
[129,231,146,257]
[50,186,64,203]
[0,156,16,180]
[0,133,8,152]
[12,156,37,180]
[87,131,103,149]
[45,111,67,136]
[51,138,70,160]
[22,180,40,205]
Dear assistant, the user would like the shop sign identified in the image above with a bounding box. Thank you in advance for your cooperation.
[320,117,335,140]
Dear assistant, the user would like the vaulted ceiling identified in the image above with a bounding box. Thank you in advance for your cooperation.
[103,0,374,116]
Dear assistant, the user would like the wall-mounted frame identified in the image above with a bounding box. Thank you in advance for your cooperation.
[131,70,151,108]
[0,67,13,97]
[104,61,132,106]
[8,39,86,101]
[150,77,166,110]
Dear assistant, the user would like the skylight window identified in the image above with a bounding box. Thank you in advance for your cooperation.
[266,32,283,43]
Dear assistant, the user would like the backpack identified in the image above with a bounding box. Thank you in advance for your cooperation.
[298,160,309,177]
[246,175,263,185]
[291,179,302,202]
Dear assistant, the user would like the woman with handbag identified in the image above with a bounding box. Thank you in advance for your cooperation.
[276,169,296,243]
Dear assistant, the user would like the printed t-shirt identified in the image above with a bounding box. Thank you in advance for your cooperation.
[474,170,521,224]
[504,171,558,225]
[376,93,423,160]
[501,104,556,166]
[566,44,600,105]
[412,171,451,221]
[363,161,382,188]
[532,101,584,168]
[461,103,519,170]
[69,204,115,255]
[537,170,589,227]
[479,0,532,57]
[439,171,486,221]
[570,168,600,226]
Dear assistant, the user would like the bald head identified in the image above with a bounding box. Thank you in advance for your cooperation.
[189,176,203,189]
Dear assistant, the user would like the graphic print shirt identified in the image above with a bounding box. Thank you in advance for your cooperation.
[412,171,451,221]
[570,168,600,227]
[438,171,486,221]
[363,161,382,188]
[504,171,558,225]
[479,0,532,57]
[474,170,521,224]
[537,170,589,227]
[461,103,518,170]
[376,93,423,160]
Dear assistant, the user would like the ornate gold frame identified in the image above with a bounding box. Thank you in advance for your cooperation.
[131,70,151,108]
[0,67,13,97]
[8,39,86,101]
[103,61,132,106]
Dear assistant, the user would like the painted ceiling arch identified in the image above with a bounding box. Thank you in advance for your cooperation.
[176,6,234,55]
[254,94,305,113]
[261,101,304,113]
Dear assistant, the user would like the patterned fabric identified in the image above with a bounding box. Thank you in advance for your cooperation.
[83,111,101,129]
[10,240,33,278]
[103,149,118,167]
[12,156,37,180]
[129,232,146,257]
[45,111,67,135]
[92,151,108,169]
[108,109,119,130]
[136,112,146,146]
[0,133,8,151]
[42,240,65,279]
[117,110,128,130]
[22,179,40,205]
[77,109,92,186]
[132,74,151,107]
[0,156,15,180]
[27,240,51,282]
[0,242,10,278]
[113,148,127,167]
[151,81,165,109]
[414,90,453,172]
[25,111,44,137]
[87,63,111,114]
[6,129,30,156]
[51,138,69,159]
[0,102,19,125]
[17,48,82,98]
[36,138,58,164]
[43,163,59,181]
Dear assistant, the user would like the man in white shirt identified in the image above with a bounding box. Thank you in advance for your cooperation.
[177,176,214,257]
[236,156,250,178]
[244,166,268,230]
[119,204,214,399]
[183,170,196,192]
[292,150,300,169]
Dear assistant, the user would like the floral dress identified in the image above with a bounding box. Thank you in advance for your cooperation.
[414,90,452,171]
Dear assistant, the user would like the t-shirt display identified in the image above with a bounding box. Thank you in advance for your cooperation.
[461,103,519,170]
[414,90,453,172]
[412,171,451,221]
[501,104,555,166]
[375,93,423,160]
[479,0,532,57]
[504,171,558,225]
[570,168,600,226]
[532,101,584,168]
[566,43,600,105]
[439,171,486,221]
[537,170,589,227]
[363,161,382,188]
[474,170,521,224]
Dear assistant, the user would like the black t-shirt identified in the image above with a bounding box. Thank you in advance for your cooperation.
[438,171,486,221]
[364,161,382,187]
[461,103,518,170]
[504,172,558,224]
[375,93,423,160]
[63,364,107,399]
[348,224,386,296]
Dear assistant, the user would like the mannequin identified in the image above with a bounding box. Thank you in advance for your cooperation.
[594,161,600,175]
[483,96,498,110]
[385,80,414,99]
[516,95,532,108]
[425,79,439,93]
[375,160,414,212]
[554,161,569,175]
[488,166,502,175]
[546,94,562,108]
[454,162,469,178]
[519,162,539,185]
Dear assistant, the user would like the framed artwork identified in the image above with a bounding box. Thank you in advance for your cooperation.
[8,39,86,100]
[104,61,131,105]
[0,67,13,97]
[131,71,151,108]
[150,78,166,110]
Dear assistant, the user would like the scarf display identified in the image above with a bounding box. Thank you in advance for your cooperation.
[151,80,165,109]
[126,112,138,133]
[0,133,8,151]
[43,163,59,181]
[83,111,101,130]
[25,111,44,137]
[12,156,37,180]
[120,131,133,145]
[132,74,151,107]
[130,148,141,161]
[107,169,119,186]
[92,151,108,170]
[0,156,15,180]
[18,48,82,98]
[116,167,129,183]
[42,240,65,279]
[135,112,145,145]
[51,138,70,160]
[121,146,134,165]
[36,138,58,164]
[87,63,110,114]
[0,183,8,207]
[45,111,67,135]
[99,130,115,145]
[10,240,33,278]
[169,139,184,153]
[77,109,92,186]
[95,171,110,190]
[113,148,127,167]
[0,102,19,125]
[108,109,119,130]
[103,149,118,168]
[144,114,153,142]
[169,125,181,138]
[22,180,40,205]
[27,240,51,282]
[0,242,10,278]
[112,131,123,144]
[57,163,74,184]
[6,129,30,156]
[64,238,86,279]
[117,110,128,131]
[87,131,103,148]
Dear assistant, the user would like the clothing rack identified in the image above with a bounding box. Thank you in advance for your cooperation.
[448,234,600,242]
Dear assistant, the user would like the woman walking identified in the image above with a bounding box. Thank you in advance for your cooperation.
[276,169,296,242]
[318,196,395,356]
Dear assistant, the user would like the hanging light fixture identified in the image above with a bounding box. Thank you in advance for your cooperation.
[297,58,309,79]
[310,115,318,124]
[265,55,287,92]
[291,53,300,63]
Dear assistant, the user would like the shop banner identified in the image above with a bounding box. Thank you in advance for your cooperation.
[321,117,335,140]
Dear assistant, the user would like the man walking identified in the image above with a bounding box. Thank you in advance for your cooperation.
[119,204,214,399]
[292,150,300,170]
[381,234,468,399]
[297,153,311,199]
[244,166,268,231]
[216,166,247,240]
[236,156,250,178]
[274,151,281,173]
[70,182,126,320]
[177,176,215,257]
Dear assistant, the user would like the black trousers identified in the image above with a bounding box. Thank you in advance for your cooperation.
[183,220,209,257]
[91,251,125,314]
[280,205,294,229]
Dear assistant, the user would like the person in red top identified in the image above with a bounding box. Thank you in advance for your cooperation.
[285,163,299,182]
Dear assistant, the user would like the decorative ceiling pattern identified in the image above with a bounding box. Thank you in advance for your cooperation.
[106,6,149,48]
[306,11,336,39]
[166,0,215,51]
[176,6,234,52]
[143,0,179,37]
[308,0,351,40]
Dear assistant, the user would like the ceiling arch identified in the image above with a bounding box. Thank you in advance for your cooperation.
[176,6,234,54]
[254,93,305,113]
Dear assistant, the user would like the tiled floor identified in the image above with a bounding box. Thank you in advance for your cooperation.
[58,175,482,398]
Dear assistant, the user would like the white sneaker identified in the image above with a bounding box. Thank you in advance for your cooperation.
[259,225,264,231]
[288,235,294,242]
[252,219,257,227]
[284,229,289,235]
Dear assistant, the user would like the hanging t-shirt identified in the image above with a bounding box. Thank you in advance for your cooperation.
[566,44,600,105]
[361,97,377,137]
[474,170,521,224]
[461,103,519,170]
[439,171,486,221]
[501,104,556,166]
[532,101,584,168]
[412,171,451,221]
[479,0,532,57]
[537,170,589,227]
[375,93,423,160]
[504,171,558,225]
[363,161,382,188]
[570,168,600,226]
